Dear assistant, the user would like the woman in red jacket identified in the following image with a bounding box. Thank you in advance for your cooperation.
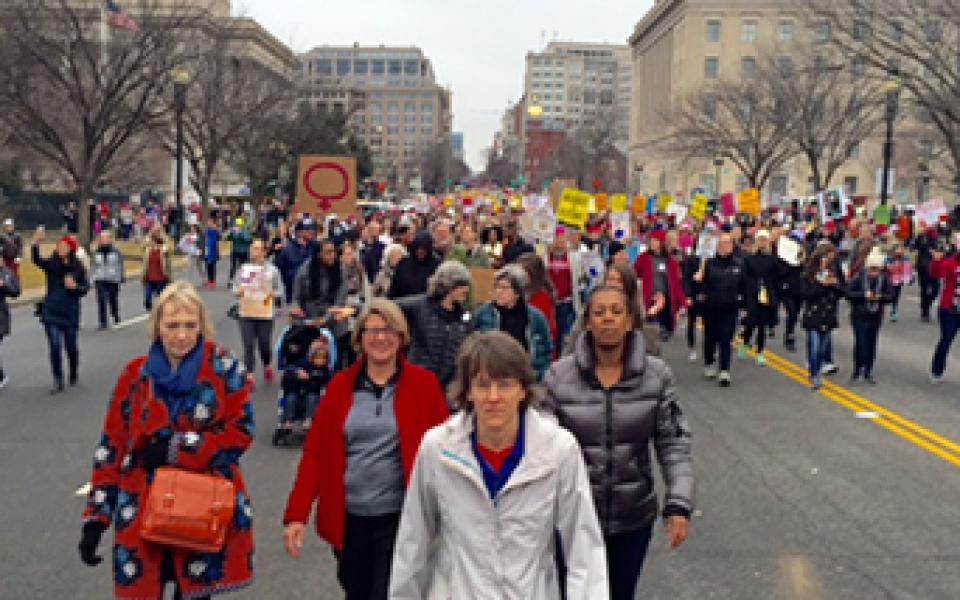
[633,230,687,340]
[930,247,960,383]
[283,297,449,600]
[516,252,558,345]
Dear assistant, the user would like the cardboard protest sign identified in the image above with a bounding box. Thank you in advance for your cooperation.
[737,188,761,216]
[470,267,496,305]
[777,237,801,267]
[557,188,591,229]
[236,265,274,319]
[295,156,357,217]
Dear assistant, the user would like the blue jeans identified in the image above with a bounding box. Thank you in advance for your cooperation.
[606,525,654,600]
[144,280,167,311]
[932,308,960,378]
[851,321,880,377]
[555,299,576,353]
[806,329,833,379]
[44,323,78,382]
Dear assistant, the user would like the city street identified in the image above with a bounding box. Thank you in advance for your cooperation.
[0,264,957,599]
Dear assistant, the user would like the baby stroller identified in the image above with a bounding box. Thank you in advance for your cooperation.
[271,319,337,446]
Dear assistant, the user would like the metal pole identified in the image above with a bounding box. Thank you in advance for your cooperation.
[174,83,185,243]
[880,87,898,206]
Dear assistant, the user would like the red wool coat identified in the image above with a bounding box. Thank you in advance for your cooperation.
[283,355,449,550]
[633,252,687,328]
[930,256,960,311]
[82,341,255,600]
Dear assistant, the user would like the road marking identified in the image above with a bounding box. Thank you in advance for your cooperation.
[74,482,91,497]
[754,348,960,468]
[113,314,149,330]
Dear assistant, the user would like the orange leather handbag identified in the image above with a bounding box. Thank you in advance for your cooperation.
[140,467,236,553]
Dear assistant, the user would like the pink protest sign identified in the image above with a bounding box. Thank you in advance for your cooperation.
[720,193,736,217]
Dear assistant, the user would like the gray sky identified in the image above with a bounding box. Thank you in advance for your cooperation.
[236,0,652,172]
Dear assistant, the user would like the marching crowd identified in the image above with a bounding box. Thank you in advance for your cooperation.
[0,196,950,599]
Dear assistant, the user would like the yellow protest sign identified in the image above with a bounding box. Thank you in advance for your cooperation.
[443,195,455,208]
[690,193,709,221]
[631,196,645,215]
[658,194,672,212]
[611,194,628,213]
[594,193,608,213]
[510,195,523,210]
[557,188,591,229]
[738,188,760,216]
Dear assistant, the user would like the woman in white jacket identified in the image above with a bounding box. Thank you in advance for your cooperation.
[389,331,608,600]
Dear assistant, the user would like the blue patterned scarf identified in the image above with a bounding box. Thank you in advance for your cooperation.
[146,339,204,420]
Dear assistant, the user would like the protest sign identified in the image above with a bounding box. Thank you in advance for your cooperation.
[777,237,801,267]
[689,194,709,221]
[737,188,761,216]
[610,211,631,241]
[697,232,719,259]
[916,199,948,225]
[720,193,736,217]
[236,265,274,319]
[658,194,672,212]
[667,203,688,223]
[873,204,891,226]
[556,188,591,229]
[470,267,496,305]
[295,155,357,217]
[611,194,628,213]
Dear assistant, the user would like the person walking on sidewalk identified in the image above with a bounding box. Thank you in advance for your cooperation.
[0,261,21,388]
[740,230,780,366]
[0,218,23,275]
[695,233,744,387]
[798,242,844,390]
[141,227,173,311]
[845,250,893,384]
[228,218,252,282]
[929,246,960,383]
[233,238,283,386]
[91,231,124,330]
[31,230,89,393]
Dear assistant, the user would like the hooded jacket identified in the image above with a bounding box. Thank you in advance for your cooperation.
[472,302,553,381]
[395,293,473,389]
[389,231,441,299]
[388,408,608,600]
[542,331,694,536]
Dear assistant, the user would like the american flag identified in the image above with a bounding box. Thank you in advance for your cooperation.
[105,0,139,33]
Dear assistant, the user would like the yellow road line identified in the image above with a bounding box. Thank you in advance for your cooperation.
[751,346,960,467]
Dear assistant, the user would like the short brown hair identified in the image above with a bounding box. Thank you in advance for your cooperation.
[446,331,538,412]
[351,297,411,352]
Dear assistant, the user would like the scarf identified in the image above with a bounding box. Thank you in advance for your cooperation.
[146,339,204,421]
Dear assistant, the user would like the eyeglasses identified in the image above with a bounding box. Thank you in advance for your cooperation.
[362,326,399,339]
[470,378,521,396]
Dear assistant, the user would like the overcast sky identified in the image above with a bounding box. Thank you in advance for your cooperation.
[236,0,652,172]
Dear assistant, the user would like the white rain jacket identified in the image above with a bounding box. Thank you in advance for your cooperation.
[389,407,608,600]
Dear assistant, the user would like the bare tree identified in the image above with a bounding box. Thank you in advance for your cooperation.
[808,0,960,189]
[0,0,202,244]
[483,148,519,187]
[667,78,797,192]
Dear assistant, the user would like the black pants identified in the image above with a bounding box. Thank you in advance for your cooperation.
[161,551,210,600]
[704,306,738,371]
[238,318,274,371]
[95,281,120,327]
[890,285,903,314]
[781,293,800,341]
[229,253,248,282]
[743,305,776,353]
[206,261,217,285]
[919,270,940,319]
[686,303,702,348]
[606,525,654,600]
[337,512,400,600]
[852,321,880,377]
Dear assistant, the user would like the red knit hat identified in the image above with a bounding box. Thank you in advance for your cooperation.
[59,235,78,253]
[650,230,667,244]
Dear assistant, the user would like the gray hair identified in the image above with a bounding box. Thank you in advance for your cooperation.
[495,264,528,300]
[381,243,407,268]
[427,260,471,298]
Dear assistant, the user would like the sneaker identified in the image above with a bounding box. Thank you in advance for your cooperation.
[0,375,8,389]
[889,311,898,323]
[50,379,65,395]
[864,375,877,384]
[785,340,796,353]
[810,376,822,390]
[718,371,731,387]
[738,344,749,359]
[264,367,274,385]
[932,375,944,384]
[688,350,698,362]
[821,363,838,376]
[921,314,931,323]
[755,353,766,367]
[704,366,718,379]
[303,418,313,429]
[849,372,861,384]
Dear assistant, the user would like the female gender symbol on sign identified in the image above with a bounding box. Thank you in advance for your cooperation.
[302,161,349,211]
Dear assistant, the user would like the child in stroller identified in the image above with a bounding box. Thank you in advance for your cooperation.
[272,323,337,446]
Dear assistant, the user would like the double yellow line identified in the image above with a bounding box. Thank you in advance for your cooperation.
[754,348,960,468]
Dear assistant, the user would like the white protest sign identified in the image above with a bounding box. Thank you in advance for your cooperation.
[777,237,800,267]
[697,232,718,259]
[666,203,688,223]
[610,211,631,241]
[916,199,947,225]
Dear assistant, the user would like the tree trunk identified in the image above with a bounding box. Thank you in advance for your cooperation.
[76,181,94,248]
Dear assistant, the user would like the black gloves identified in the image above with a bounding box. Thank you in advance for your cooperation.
[78,521,107,566]
[141,435,171,472]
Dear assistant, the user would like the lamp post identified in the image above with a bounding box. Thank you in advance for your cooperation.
[880,79,901,206]
[713,154,724,197]
[917,161,930,204]
[171,67,189,242]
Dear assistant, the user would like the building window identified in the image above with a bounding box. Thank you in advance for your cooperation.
[852,20,869,41]
[843,176,858,196]
[388,60,402,75]
[387,126,399,135]
[890,21,903,43]
[814,21,831,43]
[404,102,417,112]
[372,60,385,75]
[706,20,721,43]
[388,115,400,124]
[887,57,900,76]
[735,175,748,191]
[851,55,866,79]
[742,20,758,42]
[778,20,794,42]
[776,56,793,78]
[422,126,433,136]
[369,115,382,125]
[336,59,350,76]
[316,59,332,75]
[704,57,719,79]
[388,102,399,112]
[847,143,859,159]
[354,60,368,75]
[404,60,419,75]
[369,102,382,112]
[404,126,416,135]
[404,115,417,124]
[421,115,433,124]
[741,56,757,80]
[703,94,717,120]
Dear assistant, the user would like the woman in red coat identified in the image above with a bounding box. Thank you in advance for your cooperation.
[633,230,687,340]
[516,252,558,344]
[79,282,255,600]
[283,297,449,600]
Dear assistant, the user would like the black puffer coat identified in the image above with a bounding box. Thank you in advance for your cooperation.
[797,263,845,332]
[388,231,440,299]
[542,331,694,536]
[395,294,473,389]
[0,266,21,338]
[742,252,780,326]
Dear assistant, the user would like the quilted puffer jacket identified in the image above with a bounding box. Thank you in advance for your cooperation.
[542,330,694,535]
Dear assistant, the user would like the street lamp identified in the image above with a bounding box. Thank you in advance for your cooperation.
[917,160,930,204]
[171,67,190,242]
[713,153,724,197]
[880,78,901,206]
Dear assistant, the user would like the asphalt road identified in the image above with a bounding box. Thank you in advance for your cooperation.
[0,263,956,600]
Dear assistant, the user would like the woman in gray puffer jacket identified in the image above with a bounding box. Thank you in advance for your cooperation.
[543,284,694,600]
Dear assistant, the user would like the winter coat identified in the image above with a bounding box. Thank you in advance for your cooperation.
[275,239,314,289]
[699,254,744,311]
[447,244,490,269]
[228,229,252,256]
[502,238,535,265]
[141,244,173,283]
[394,294,474,388]
[292,259,349,338]
[361,239,386,280]
[91,245,125,284]
[389,408,609,600]
[283,356,449,551]
[389,231,441,299]
[82,341,255,600]
[845,271,894,326]
[0,231,23,261]
[542,331,694,536]
[797,267,844,332]
[204,227,220,264]
[472,302,553,381]
[32,244,90,329]
[0,266,21,338]
[633,252,687,327]
[929,256,960,312]
[742,252,780,326]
